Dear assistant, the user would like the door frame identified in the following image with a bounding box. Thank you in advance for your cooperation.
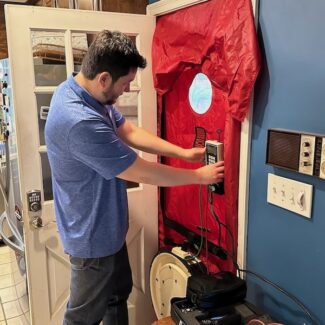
[146,0,208,16]
[147,0,260,272]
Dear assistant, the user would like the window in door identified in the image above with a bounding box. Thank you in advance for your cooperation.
[189,72,212,115]
[32,30,141,193]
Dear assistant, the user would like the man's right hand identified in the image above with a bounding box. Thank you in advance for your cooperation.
[117,156,224,187]
[196,161,224,185]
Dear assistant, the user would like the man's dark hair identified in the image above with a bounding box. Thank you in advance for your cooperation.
[81,30,147,82]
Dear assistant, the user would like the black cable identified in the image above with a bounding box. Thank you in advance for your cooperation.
[213,247,319,325]
[193,184,204,258]
[207,186,318,325]
[180,184,205,263]
[238,268,319,325]
[208,187,236,259]
[213,222,318,324]
[204,188,209,272]
[208,188,222,247]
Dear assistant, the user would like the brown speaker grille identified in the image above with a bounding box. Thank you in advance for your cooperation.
[267,130,301,170]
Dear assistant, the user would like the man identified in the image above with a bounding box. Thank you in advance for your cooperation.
[45,30,224,325]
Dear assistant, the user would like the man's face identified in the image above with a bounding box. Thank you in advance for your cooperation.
[102,69,137,105]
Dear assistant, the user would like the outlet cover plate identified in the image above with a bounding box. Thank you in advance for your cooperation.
[299,134,316,175]
[267,173,313,218]
[320,138,325,179]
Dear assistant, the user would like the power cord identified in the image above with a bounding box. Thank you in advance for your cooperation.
[183,184,205,261]
[247,320,283,325]
[206,188,319,325]
[208,187,235,259]
[193,184,205,258]
[237,268,319,325]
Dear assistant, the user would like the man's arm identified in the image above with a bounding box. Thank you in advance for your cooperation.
[117,156,224,186]
[117,120,205,163]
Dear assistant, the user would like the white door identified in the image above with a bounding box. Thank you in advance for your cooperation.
[5,5,157,325]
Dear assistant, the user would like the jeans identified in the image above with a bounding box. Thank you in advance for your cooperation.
[63,244,133,325]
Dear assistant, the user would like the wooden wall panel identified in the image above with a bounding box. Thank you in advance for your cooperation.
[0,4,8,59]
[101,0,147,14]
[0,0,148,59]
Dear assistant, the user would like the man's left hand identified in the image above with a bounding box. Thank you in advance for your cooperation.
[182,147,206,163]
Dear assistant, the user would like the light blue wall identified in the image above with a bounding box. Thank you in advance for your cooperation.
[247,0,325,324]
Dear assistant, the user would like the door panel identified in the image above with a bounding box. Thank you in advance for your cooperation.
[5,5,156,324]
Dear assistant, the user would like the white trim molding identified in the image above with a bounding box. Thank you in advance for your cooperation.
[237,108,253,272]
[237,0,259,273]
[147,0,208,16]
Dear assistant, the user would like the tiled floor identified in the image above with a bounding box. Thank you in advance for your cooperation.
[0,243,30,325]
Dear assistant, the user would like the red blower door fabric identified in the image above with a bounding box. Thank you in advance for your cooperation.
[152,0,261,272]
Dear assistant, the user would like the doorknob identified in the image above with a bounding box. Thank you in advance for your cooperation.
[31,216,43,229]
[27,190,56,229]
[30,216,56,230]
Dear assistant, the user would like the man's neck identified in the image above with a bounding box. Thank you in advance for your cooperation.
[74,72,97,98]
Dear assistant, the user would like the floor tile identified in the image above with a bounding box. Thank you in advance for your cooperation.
[10,260,18,273]
[13,271,24,286]
[0,246,10,255]
[0,274,15,289]
[15,282,27,299]
[3,300,23,319]
[24,311,30,323]
[7,315,29,324]
[0,304,4,321]
[0,263,12,276]
[0,286,18,303]
[0,253,12,265]
[18,295,29,314]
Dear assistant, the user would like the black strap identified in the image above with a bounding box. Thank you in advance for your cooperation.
[163,216,228,260]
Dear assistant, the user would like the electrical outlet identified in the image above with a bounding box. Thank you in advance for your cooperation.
[299,134,316,175]
[320,138,325,179]
[267,173,313,218]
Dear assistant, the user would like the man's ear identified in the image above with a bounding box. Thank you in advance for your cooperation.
[98,71,113,88]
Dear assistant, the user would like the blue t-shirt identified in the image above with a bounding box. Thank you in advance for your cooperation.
[45,75,137,258]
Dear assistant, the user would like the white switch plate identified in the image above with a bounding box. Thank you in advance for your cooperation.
[267,173,313,218]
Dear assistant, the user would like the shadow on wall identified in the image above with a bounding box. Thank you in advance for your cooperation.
[249,280,311,323]
[252,22,270,140]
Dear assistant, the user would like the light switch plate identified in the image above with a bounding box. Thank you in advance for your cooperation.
[267,173,313,218]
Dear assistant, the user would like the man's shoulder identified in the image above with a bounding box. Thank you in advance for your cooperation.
[52,79,73,100]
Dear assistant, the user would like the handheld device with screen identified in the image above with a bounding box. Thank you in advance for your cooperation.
[205,140,224,195]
